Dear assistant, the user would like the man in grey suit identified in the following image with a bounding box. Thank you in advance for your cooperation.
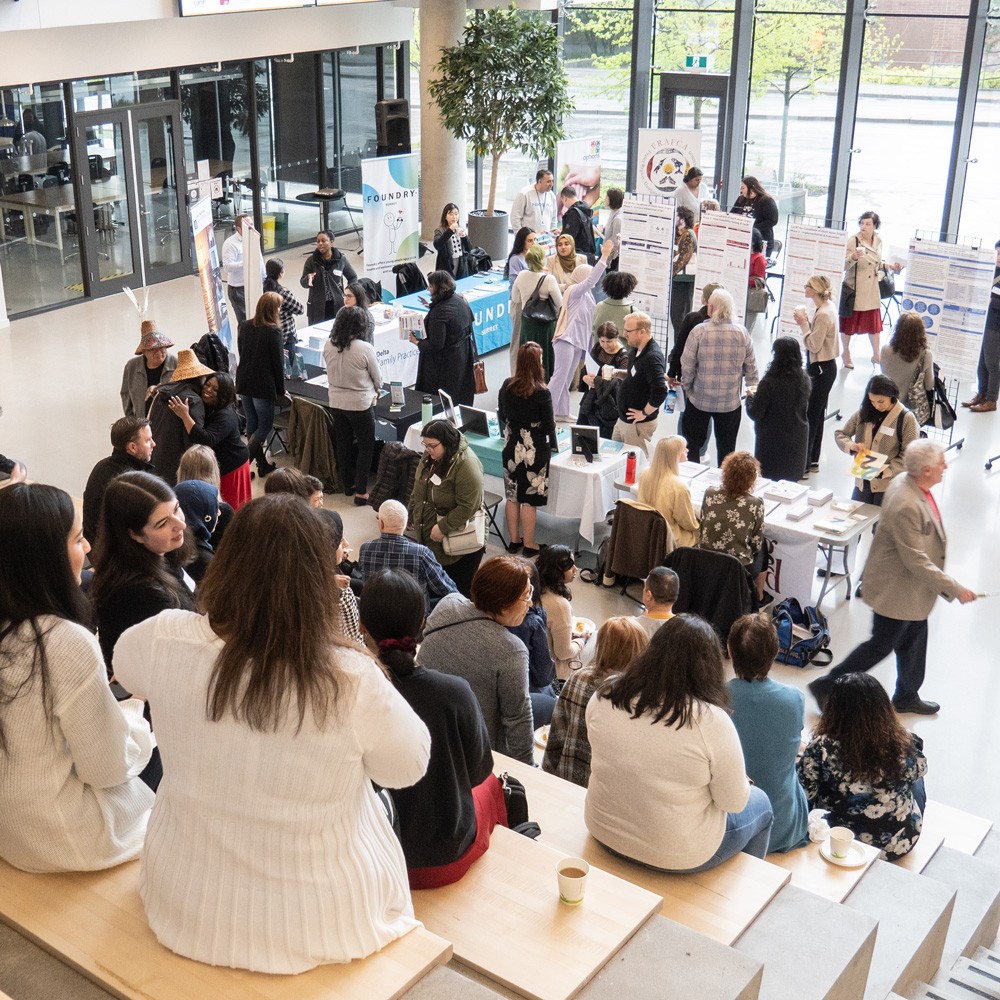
[809,439,977,715]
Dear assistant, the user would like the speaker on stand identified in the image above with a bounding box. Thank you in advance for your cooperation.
[375,99,411,158]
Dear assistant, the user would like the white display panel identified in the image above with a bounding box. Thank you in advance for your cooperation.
[179,0,315,16]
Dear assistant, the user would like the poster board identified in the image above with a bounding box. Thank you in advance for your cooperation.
[693,210,753,325]
[361,153,420,302]
[556,136,602,221]
[777,222,847,343]
[901,239,995,382]
[617,195,676,321]
[634,129,701,198]
[190,197,233,349]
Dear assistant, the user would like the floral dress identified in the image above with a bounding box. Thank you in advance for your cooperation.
[797,734,927,858]
[497,380,559,507]
[697,486,764,567]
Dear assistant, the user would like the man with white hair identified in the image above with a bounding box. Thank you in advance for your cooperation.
[680,287,759,468]
[809,439,977,715]
[357,499,458,608]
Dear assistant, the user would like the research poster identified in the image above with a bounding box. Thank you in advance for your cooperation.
[556,136,602,220]
[617,195,676,323]
[778,223,847,343]
[901,239,995,382]
[693,210,753,325]
[190,196,233,349]
[361,152,420,301]
[635,129,701,198]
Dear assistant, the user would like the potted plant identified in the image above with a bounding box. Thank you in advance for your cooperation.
[428,6,573,262]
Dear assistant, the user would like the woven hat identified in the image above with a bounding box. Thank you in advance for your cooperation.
[134,319,174,355]
[170,348,216,382]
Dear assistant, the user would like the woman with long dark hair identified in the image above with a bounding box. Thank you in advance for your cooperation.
[497,342,558,557]
[746,336,811,481]
[585,615,773,871]
[167,371,251,510]
[433,203,472,278]
[360,568,502,889]
[504,226,537,283]
[407,418,485,597]
[537,544,589,680]
[235,290,286,478]
[112,495,430,972]
[729,175,778,251]
[0,484,154,873]
[343,280,376,343]
[263,258,305,378]
[411,270,477,406]
[324,305,382,505]
[542,616,648,788]
[300,229,357,325]
[670,206,698,335]
[91,471,197,672]
[880,311,934,423]
[835,373,918,506]
[798,673,926,858]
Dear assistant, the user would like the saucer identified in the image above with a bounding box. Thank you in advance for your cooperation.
[819,838,867,868]
[534,725,550,749]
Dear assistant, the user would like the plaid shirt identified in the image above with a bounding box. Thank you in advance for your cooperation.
[271,283,305,346]
[358,533,457,606]
[541,670,600,788]
[680,319,759,412]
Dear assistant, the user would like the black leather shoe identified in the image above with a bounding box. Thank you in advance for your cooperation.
[892,699,940,715]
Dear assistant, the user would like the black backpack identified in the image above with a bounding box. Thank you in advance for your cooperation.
[191,332,231,375]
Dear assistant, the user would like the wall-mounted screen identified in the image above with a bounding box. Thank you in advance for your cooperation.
[179,0,316,16]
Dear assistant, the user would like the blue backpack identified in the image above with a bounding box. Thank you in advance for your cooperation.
[771,598,833,668]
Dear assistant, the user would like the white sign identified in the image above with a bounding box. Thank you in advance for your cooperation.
[618,196,676,321]
[556,136,602,218]
[635,129,701,198]
[361,153,420,302]
[778,223,847,343]
[693,210,754,325]
[902,240,996,382]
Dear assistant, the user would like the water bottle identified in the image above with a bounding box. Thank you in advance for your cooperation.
[625,451,637,485]
[421,395,433,425]
[664,389,677,414]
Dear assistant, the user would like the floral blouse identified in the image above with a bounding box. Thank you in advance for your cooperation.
[697,487,764,567]
[796,733,927,858]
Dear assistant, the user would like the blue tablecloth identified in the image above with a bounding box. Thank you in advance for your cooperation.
[395,274,512,356]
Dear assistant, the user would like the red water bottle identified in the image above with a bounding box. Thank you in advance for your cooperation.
[625,451,637,485]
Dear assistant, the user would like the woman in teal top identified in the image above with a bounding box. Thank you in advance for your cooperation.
[726,613,809,853]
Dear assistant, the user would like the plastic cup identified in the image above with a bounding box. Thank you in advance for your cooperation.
[829,826,854,860]
[556,857,589,906]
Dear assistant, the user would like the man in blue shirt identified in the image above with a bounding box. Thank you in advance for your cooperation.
[358,500,457,609]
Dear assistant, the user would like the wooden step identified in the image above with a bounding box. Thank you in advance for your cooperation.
[494,753,789,945]
[0,856,451,1000]
[412,825,661,1000]
[898,801,993,874]
[766,840,880,903]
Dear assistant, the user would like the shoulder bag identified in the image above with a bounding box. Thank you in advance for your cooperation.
[441,505,487,556]
[839,238,858,318]
[522,275,559,323]
[468,333,488,395]
[905,351,931,426]
[747,276,772,314]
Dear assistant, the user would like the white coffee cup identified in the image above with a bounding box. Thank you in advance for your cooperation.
[556,857,589,906]
[829,826,854,860]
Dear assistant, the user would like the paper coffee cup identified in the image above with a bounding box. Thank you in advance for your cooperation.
[556,857,589,906]
[829,826,854,860]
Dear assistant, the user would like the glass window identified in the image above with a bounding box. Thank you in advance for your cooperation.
[70,71,175,111]
[0,82,85,315]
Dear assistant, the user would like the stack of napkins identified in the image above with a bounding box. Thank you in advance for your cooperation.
[786,505,811,522]
[831,498,861,514]
[763,481,809,504]
[807,488,833,506]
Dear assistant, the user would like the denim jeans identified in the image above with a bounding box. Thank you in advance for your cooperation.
[671,786,774,873]
[240,395,275,445]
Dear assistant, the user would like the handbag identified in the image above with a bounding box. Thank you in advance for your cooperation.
[878,269,896,300]
[523,275,559,323]
[839,239,858,318]
[441,507,486,556]
[905,352,931,426]
[747,276,772,314]
[469,333,488,395]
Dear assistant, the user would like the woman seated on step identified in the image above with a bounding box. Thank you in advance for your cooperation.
[797,673,926,859]
[585,615,773,872]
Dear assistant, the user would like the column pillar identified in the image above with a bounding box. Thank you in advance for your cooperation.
[419,0,466,240]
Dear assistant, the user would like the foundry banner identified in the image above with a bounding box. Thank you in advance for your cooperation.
[361,153,420,301]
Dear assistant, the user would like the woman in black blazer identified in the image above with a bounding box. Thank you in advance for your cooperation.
[433,203,472,278]
[410,271,477,405]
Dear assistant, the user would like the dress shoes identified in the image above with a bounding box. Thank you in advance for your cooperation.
[892,698,940,715]
[962,393,984,408]
[969,401,997,413]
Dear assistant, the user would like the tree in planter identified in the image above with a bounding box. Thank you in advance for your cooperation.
[428,7,574,217]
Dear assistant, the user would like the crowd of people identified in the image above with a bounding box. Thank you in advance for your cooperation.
[0,175,992,981]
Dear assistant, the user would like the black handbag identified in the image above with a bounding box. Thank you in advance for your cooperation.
[523,275,559,323]
[839,241,858,319]
[878,269,896,299]
[498,772,529,826]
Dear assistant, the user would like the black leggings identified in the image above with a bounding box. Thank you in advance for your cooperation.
[445,548,486,598]
[330,407,376,495]
[807,360,838,466]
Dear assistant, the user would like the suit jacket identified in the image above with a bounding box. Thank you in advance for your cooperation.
[120,353,178,418]
[862,473,962,621]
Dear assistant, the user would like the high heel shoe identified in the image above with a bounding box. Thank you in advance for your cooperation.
[841,353,854,369]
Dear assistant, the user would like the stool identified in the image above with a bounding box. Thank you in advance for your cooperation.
[483,490,506,548]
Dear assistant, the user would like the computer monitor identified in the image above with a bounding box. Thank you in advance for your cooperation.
[570,425,599,463]
[438,389,457,426]
[458,405,490,436]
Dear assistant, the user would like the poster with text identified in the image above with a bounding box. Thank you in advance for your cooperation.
[635,129,701,198]
[778,222,847,344]
[556,136,602,221]
[693,210,753,325]
[618,196,676,323]
[361,153,420,301]
[902,239,995,382]
[190,197,233,350]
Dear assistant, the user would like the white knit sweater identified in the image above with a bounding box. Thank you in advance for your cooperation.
[113,610,431,974]
[0,617,154,873]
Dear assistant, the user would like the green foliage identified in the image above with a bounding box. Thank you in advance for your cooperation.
[428,6,574,214]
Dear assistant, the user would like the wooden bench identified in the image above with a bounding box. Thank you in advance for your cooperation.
[493,754,790,945]
[766,839,880,902]
[896,800,993,873]
[412,825,662,1000]
[0,857,451,1000]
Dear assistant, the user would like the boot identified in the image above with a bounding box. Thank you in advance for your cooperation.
[248,436,276,477]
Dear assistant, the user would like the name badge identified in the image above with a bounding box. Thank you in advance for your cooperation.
[430,474,443,486]
[334,269,343,279]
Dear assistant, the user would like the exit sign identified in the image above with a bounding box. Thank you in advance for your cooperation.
[685,55,708,70]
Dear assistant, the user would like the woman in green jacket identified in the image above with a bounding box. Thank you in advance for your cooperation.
[408,419,485,597]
